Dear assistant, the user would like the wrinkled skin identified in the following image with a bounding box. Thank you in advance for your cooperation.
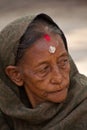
[6,33,70,108]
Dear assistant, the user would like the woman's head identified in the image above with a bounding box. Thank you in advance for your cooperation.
[0,13,70,107]
[5,14,70,107]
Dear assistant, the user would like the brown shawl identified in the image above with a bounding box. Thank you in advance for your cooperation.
[0,14,87,130]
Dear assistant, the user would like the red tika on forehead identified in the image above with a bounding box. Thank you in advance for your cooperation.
[44,34,51,41]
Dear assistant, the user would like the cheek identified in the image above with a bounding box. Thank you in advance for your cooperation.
[64,63,71,74]
[20,69,34,87]
[61,64,70,84]
[21,69,46,90]
[58,60,70,75]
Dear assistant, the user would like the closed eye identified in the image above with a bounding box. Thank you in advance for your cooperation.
[39,65,49,73]
[35,65,50,77]
[58,58,69,69]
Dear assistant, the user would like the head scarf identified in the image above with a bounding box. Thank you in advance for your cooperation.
[0,13,77,94]
[0,13,87,130]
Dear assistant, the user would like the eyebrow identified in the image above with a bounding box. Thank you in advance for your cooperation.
[34,51,68,68]
[58,51,68,58]
[35,61,49,68]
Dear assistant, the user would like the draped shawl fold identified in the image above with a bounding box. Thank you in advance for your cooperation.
[0,14,87,130]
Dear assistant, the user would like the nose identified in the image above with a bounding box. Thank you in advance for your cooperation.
[50,66,62,84]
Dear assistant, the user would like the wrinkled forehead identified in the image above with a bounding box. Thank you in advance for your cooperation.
[23,33,66,58]
[19,33,68,69]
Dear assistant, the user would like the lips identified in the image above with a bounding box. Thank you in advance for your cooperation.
[49,87,68,94]
[47,87,68,103]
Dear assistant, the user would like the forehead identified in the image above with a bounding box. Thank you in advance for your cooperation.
[22,34,67,65]
[25,33,65,54]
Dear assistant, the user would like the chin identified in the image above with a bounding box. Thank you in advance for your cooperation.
[48,88,68,103]
[54,93,68,103]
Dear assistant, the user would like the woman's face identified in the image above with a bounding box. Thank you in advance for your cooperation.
[17,33,70,107]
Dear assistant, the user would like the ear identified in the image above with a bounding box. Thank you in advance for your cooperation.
[5,65,23,86]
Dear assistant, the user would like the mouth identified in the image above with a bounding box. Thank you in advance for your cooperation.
[46,87,68,103]
[50,87,68,94]
[42,86,69,99]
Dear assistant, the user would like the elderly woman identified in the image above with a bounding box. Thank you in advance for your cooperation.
[0,13,87,130]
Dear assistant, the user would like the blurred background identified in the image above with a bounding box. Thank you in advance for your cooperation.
[0,0,87,75]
